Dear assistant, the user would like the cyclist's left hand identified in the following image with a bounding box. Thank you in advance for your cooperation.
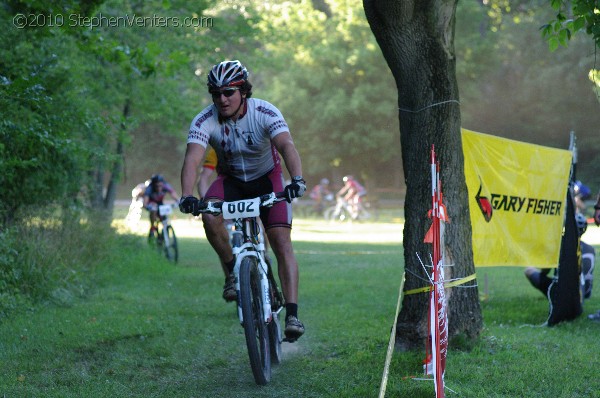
[179,195,201,215]
[284,176,306,203]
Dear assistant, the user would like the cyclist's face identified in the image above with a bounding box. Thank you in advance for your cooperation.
[211,88,244,119]
[155,182,164,192]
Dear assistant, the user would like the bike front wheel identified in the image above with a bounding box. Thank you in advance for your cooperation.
[163,225,178,263]
[239,256,271,385]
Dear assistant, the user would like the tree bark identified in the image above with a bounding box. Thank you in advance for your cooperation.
[103,99,130,215]
[363,0,482,349]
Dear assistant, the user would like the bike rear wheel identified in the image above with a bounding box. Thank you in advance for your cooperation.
[163,225,178,263]
[239,256,271,385]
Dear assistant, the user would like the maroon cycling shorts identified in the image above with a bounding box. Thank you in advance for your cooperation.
[204,167,292,229]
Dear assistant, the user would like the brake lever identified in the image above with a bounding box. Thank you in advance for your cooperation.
[261,192,279,208]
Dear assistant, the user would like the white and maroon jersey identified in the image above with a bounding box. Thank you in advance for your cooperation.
[187,98,289,182]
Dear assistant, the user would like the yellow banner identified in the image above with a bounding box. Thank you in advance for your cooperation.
[462,129,572,267]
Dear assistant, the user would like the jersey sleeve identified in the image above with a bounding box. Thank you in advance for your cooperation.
[187,107,216,148]
[255,101,289,139]
[164,183,176,195]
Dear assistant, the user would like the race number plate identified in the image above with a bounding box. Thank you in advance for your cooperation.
[222,198,261,220]
[158,205,172,216]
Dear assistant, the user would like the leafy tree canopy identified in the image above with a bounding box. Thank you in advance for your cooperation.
[541,0,600,51]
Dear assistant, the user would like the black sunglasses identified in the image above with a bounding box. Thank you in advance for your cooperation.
[210,87,240,98]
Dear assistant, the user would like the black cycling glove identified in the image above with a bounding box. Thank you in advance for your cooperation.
[179,195,201,215]
[284,176,307,203]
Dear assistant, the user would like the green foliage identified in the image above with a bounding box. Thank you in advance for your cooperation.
[590,69,600,101]
[456,1,600,188]
[1,0,217,220]
[0,211,115,320]
[250,1,400,181]
[0,9,105,222]
[542,0,600,50]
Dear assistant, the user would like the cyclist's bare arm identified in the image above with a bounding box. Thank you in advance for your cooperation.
[169,189,181,203]
[272,132,303,178]
[337,185,349,198]
[181,143,206,197]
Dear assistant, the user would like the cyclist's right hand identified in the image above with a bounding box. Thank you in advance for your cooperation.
[179,195,201,215]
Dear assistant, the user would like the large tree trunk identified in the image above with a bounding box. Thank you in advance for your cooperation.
[363,0,482,349]
[103,99,130,215]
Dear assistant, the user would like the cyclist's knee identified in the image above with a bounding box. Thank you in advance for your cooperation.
[267,229,293,253]
[202,214,224,233]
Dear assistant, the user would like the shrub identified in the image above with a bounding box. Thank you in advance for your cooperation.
[0,208,116,320]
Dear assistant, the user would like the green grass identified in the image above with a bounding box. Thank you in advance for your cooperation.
[384,265,600,398]
[1,216,600,397]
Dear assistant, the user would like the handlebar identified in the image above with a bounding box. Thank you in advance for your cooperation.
[194,192,287,216]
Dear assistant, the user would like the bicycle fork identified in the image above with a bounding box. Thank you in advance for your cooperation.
[162,222,170,247]
[232,243,273,325]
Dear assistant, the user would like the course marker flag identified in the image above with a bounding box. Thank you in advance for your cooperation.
[420,146,448,398]
[462,129,572,267]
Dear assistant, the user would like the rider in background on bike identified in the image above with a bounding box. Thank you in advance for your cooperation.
[144,174,180,239]
[309,178,333,214]
[179,60,306,341]
[337,175,367,219]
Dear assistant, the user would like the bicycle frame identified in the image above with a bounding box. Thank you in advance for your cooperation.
[231,218,278,324]
[158,204,173,246]
[200,192,284,324]
[198,192,285,385]
[151,204,178,263]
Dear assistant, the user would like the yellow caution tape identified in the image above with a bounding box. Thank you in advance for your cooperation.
[403,273,477,296]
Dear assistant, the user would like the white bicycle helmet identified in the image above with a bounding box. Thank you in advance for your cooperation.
[207,60,248,88]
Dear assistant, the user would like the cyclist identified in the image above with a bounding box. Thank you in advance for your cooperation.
[336,175,367,219]
[144,174,180,239]
[309,178,333,214]
[179,60,306,341]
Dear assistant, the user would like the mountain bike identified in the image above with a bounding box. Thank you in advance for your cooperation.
[148,203,178,263]
[197,192,286,385]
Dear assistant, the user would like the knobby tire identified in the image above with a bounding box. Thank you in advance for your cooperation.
[239,256,271,385]
[164,225,178,263]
